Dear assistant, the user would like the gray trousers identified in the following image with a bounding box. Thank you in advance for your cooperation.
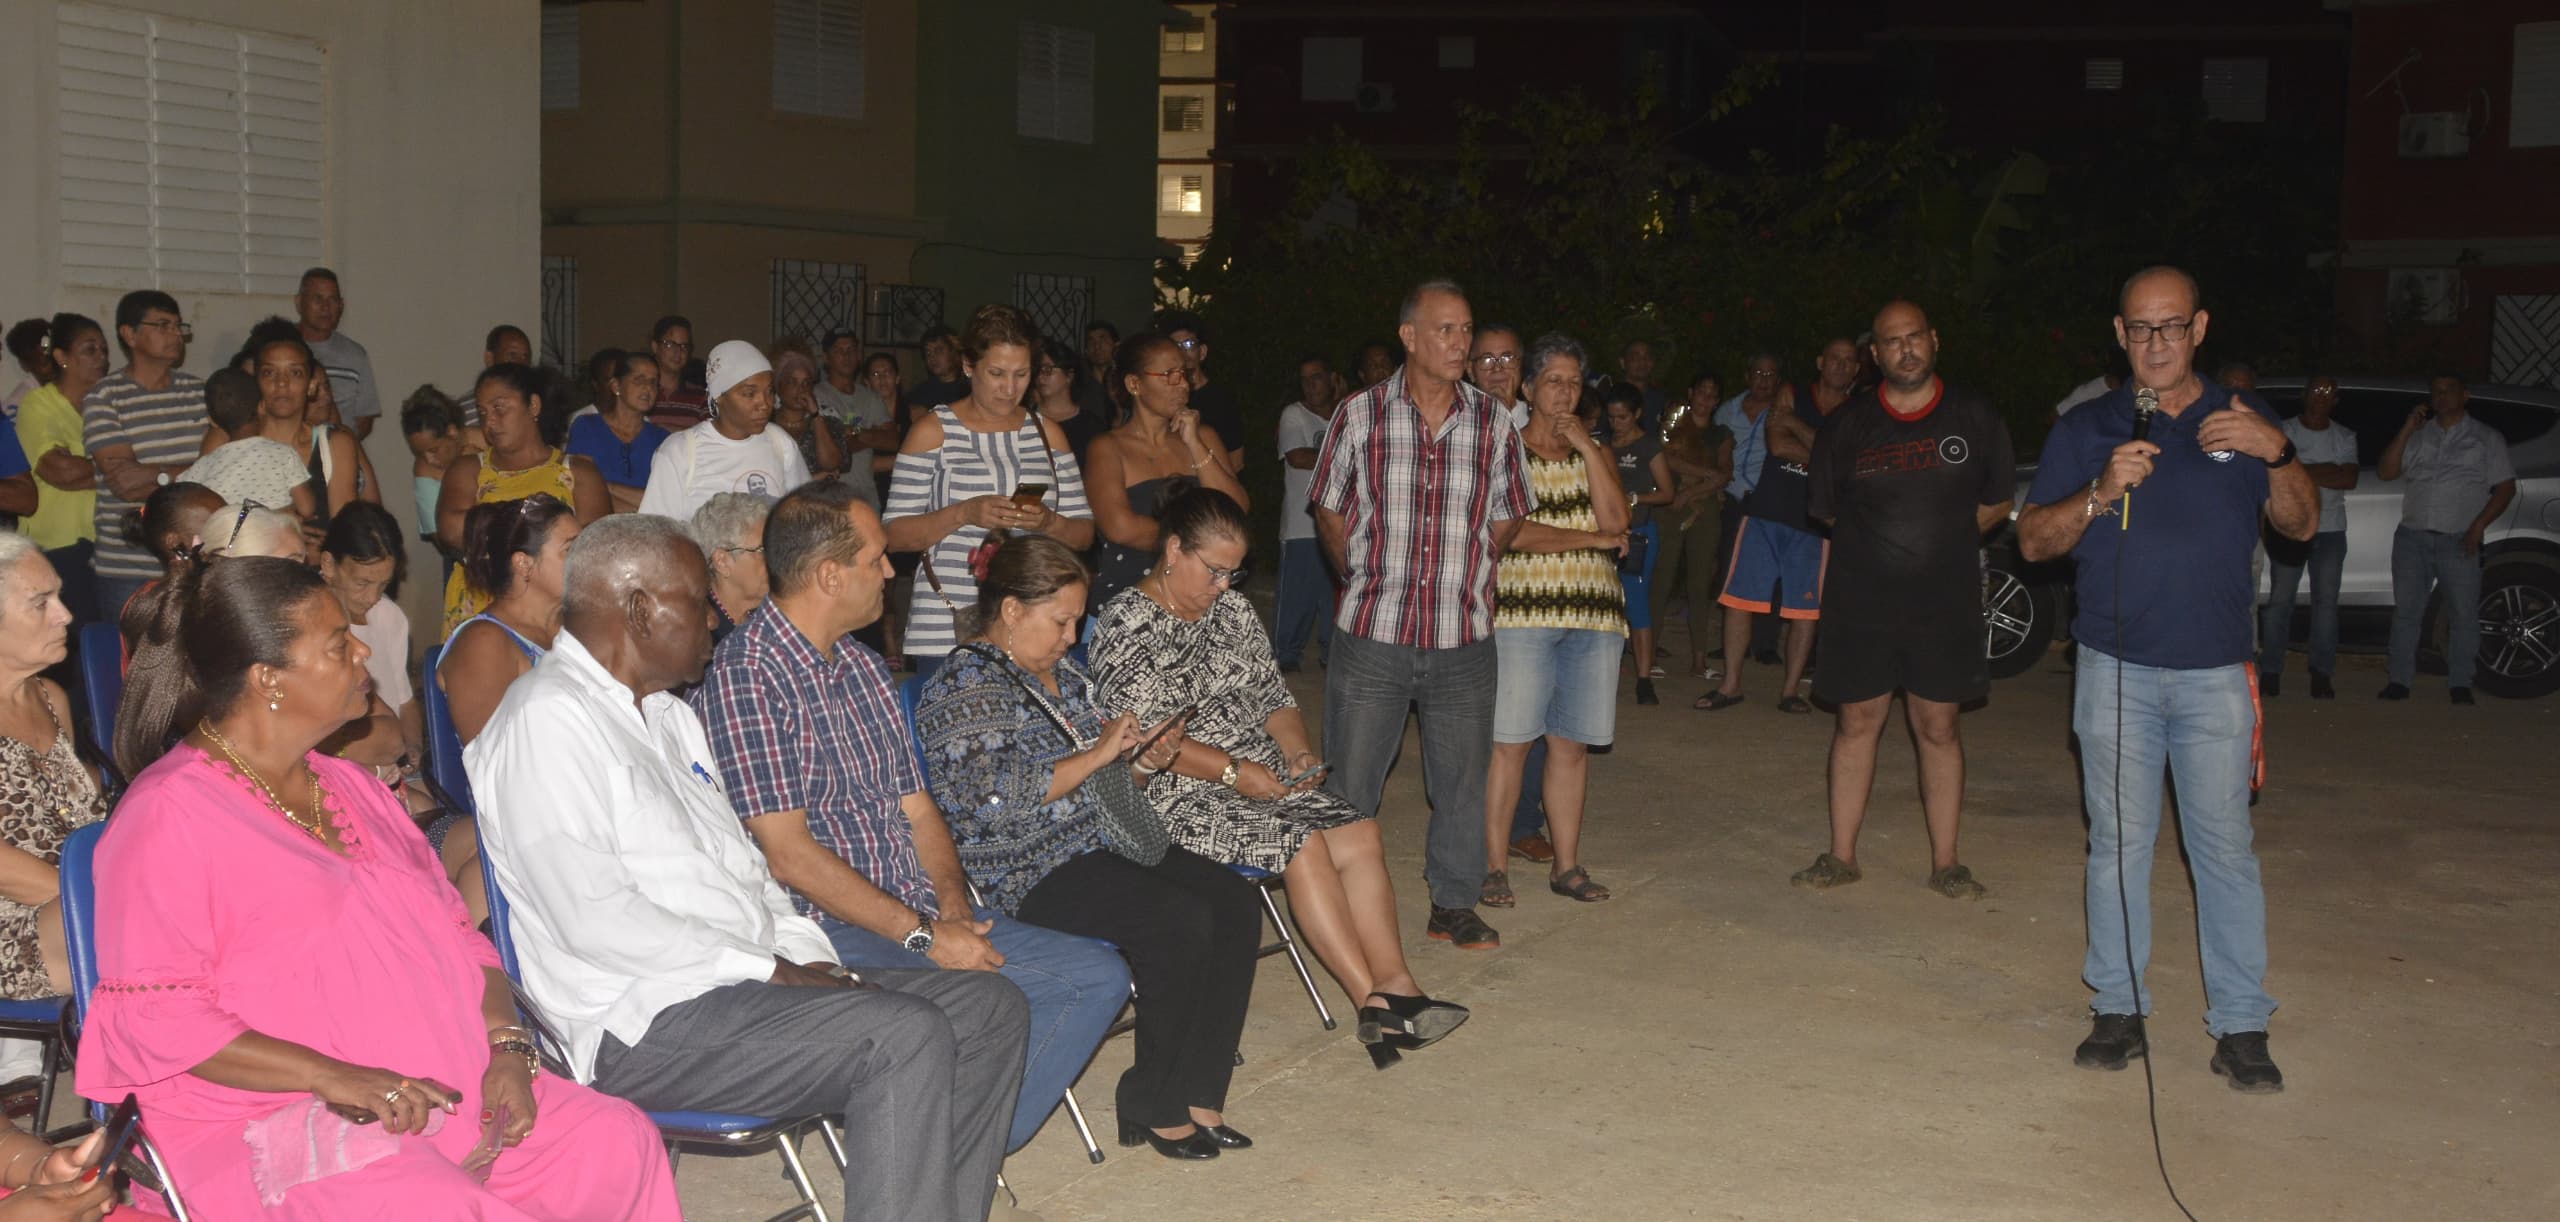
[1323,631,1499,910]
[592,972,1029,1222]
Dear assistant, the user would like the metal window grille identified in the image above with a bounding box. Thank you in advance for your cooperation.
[772,259,867,350]
[865,284,945,348]
[1013,274,1092,347]
[540,256,579,370]
[1159,174,1204,214]
[1162,94,1205,133]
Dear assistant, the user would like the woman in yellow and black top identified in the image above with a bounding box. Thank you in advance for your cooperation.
[1481,333,1630,909]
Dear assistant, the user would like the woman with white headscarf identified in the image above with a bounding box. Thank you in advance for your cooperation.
[636,340,813,521]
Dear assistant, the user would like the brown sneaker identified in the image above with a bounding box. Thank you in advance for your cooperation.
[1927,863,1988,899]
[1789,853,1862,889]
[1508,833,1555,864]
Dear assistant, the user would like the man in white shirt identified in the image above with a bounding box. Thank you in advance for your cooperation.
[637,339,814,521]
[468,513,1030,1222]
[2378,372,2518,704]
[1272,353,1342,671]
[2256,375,2359,699]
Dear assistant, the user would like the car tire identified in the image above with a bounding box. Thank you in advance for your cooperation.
[1983,557,2057,680]
[2469,551,2560,700]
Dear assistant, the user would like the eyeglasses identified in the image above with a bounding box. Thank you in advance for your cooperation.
[1135,368,1186,384]
[721,545,764,556]
[2122,318,2194,344]
[1472,352,1518,368]
[2307,386,2338,398]
[139,319,194,340]
[1173,337,1202,351]
[1193,551,1249,588]
[654,338,692,352]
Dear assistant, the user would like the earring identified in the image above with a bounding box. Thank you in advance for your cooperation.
[267,689,283,711]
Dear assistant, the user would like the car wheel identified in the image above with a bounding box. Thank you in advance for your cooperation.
[2471,552,2560,699]
[1983,560,2056,679]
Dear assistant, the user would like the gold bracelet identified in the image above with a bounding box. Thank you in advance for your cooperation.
[491,1037,540,1076]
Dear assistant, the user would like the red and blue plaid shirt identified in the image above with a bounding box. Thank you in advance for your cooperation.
[692,601,940,919]
[1309,368,1532,649]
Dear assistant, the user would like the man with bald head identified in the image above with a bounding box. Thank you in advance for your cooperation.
[1797,302,2015,899]
[2019,266,2316,1094]
[469,513,1033,1222]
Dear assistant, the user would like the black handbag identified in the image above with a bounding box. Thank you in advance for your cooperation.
[961,645,1170,866]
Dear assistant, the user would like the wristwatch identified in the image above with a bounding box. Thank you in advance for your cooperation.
[155,470,172,487]
[2264,440,2297,469]
[901,916,935,955]
[1218,759,1242,788]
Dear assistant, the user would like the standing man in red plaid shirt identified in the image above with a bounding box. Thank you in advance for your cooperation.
[1310,279,1533,950]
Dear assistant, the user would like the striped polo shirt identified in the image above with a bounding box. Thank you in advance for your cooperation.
[83,369,209,581]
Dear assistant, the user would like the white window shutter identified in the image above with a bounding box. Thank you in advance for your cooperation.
[2515,22,2560,149]
[1016,23,1094,144]
[541,6,580,112]
[775,0,866,120]
[1056,27,1094,144]
[56,6,156,287]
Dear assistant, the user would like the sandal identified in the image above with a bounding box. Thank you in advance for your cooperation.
[1480,869,1515,908]
[1549,866,1612,903]
[1694,691,1744,711]
[1776,695,1812,714]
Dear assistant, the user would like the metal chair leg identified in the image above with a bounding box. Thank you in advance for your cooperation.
[817,1117,848,1171]
[134,1129,191,1222]
[1256,879,1336,1030]
[772,1130,831,1222]
[1060,1085,1103,1164]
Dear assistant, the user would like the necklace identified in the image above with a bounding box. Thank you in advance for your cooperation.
[200,720,326,842]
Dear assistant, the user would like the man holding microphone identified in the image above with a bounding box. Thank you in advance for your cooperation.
[2016,267,2317,1093]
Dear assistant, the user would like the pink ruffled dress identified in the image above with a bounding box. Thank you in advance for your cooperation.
[74,747,682,1220]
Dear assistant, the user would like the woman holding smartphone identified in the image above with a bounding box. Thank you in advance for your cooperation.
[1083,332,1247,611]
[884,305,1094,663]
[1088,482,1467,1071]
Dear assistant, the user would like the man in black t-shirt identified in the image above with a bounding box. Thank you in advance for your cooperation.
[1795,301,2017,899]
[1156,310,1247,470]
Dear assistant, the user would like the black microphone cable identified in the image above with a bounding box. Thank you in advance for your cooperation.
[2109,396,2200,1221]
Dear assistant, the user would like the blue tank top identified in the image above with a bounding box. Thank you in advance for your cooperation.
[439,612,546,667]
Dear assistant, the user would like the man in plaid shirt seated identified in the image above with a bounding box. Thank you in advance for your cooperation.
[1309,278,1533,951]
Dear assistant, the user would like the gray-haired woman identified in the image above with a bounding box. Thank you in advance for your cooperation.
[0,532,102,1001]
[689,491,772,651]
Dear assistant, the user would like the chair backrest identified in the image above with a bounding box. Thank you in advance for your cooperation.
[420,646,475,815]
[898,673,931,782]
[76,622,123,763]
[60,822,105,1022]
[476,834,523,980]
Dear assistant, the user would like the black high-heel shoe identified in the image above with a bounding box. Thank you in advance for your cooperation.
[1357,993,1472,1049]
[1199,1124,1253,1150]
[1117,1117,1219,1160]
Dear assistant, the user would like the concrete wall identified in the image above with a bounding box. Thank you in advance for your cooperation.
[0,0,540,646]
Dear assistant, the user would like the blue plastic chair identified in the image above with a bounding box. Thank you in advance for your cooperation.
[420,646,475,815]
[0,996,72,1140]
[75,622,124,789]
[477,837,837,1221]
[59,823,194,1220]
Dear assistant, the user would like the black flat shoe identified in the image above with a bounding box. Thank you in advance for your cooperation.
[1117,1118,1219,1160]
[1200,1124,1252,1149]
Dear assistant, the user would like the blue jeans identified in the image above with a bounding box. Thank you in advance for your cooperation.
[1271,537,1333,666]
[2387,525,2483,688]
[2258,531,2346,676]
[824,905,1130,1153]
[2072,647,2276,1037]
[1323,631,1499,911]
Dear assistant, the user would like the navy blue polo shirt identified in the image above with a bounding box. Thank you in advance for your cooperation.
[2025,381,2274,670]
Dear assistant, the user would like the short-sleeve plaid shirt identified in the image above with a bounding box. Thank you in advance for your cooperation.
[1309,367,1532,649]
[692,600,939,919]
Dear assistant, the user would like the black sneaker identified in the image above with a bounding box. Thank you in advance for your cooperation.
[1635,678,1659,706]
[2258,672,2280,697]
[1426,906,1500,950]
[2451,687,2475,706]
[2310,671,2335,700]
[2209,1031,2285,1093]
[2073,1013,2147,1071]
[2378,682,2411,701]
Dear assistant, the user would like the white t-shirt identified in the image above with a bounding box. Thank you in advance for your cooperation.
[351,597,415,712]
[180,437,309,509]
[2053,375,2114,417]
[1277,402,1332,542]
[2283,417,2358,534]
[636,421,813,521]
[814,380,891,430]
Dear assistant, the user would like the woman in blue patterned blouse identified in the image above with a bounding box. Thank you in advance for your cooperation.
[916,532,1265,1162]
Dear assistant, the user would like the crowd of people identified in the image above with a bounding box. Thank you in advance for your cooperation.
[0,255,2517,1218]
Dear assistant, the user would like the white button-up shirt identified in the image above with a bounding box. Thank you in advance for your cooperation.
[466,629,838,1083]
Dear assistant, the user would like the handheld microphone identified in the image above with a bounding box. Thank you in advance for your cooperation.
[2123,386,2159,526]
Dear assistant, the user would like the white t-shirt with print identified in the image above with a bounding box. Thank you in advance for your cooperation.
[636,421,813,521]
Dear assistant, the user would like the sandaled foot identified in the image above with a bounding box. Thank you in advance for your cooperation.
[1776,695,1812,714]
[1927,863,1987,899]
[1790,852,1862,889]
[1480,869,1515,908]
[1549,866,1612,902]
[1695,690,1744,711]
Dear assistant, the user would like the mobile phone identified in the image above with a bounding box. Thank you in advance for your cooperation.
[89,1093,142,1179]
[1283,761,1333,788]
[1011,482,1050,509]
[1124,705,1198,764]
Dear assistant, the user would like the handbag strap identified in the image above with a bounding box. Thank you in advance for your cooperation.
[957,643,1089,748]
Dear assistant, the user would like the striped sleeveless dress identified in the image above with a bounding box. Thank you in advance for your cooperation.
[884,404,1093,658]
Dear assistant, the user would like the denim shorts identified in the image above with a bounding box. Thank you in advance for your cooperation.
[1493,626,1624,746]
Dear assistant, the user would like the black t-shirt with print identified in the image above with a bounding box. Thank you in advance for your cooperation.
[1806,380,2017,628]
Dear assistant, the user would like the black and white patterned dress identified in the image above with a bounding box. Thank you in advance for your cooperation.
[1090,586,1365,873]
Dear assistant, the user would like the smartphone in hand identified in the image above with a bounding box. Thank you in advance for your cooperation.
[1123,706,1198,764]
[1012,482,1050,509]
[1282,761,1333,788]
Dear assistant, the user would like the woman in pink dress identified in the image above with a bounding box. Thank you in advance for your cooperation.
[77,555,680,1220]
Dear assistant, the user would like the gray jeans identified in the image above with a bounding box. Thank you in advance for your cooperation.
[591,972,1029,1222]
[1322,631,1498,910]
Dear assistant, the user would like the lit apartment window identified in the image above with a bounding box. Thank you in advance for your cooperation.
[55,7,326,294]
[1162,19,1207,56]
[541,6,580,111]
[2084,57,2124,91]
[1019,23,1097,144]
[2201,57,2268,123]
[1162,95,1206,133]
[1160,174,1205,214]
[2516,21,2560,148]
[774,0,866,120]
